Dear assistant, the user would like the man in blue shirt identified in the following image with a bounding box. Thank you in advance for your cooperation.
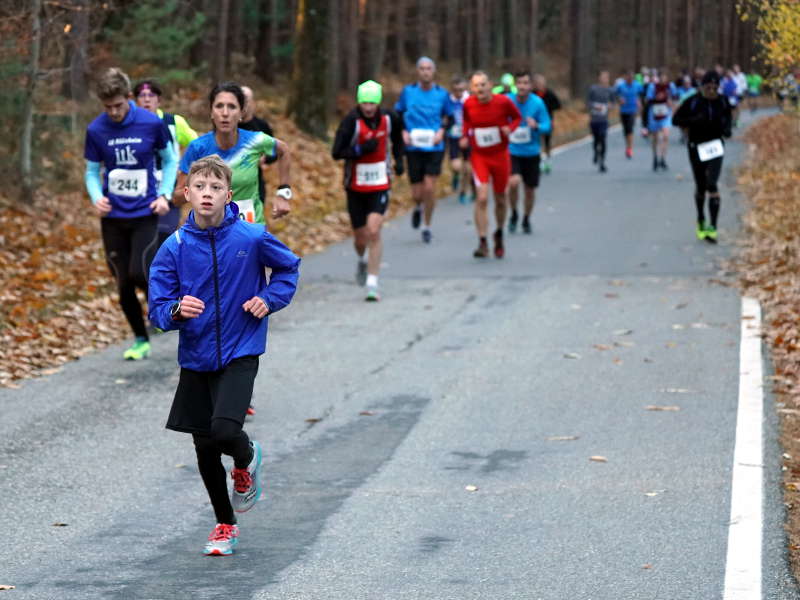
[615,71,642,159]
[84,67,177,361]
[394,57,453,243]
[507,71,552,235]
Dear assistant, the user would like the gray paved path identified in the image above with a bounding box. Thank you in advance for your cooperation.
[1,110,796,599]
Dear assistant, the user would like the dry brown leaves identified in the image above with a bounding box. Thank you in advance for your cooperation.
[733,112,800,577]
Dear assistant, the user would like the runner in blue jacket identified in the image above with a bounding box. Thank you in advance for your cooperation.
[148,155,300,557]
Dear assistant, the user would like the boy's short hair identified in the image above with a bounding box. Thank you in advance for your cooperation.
[187,155,232,188]
[514,70,532,81]
[97,68,131,100]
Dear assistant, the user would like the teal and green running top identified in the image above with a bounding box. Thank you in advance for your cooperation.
[180,128,277,224]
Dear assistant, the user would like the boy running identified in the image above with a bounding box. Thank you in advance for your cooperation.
[84,68,177,361]
[331,80,404,301]
[148,155,300,556]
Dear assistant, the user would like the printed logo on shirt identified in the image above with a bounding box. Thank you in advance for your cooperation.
[237,249,249,258]
[114,145,138,166]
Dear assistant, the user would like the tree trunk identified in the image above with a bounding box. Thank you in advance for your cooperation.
[464,0,474,71]
[255,0,273,81]
[528,0,539,59]
[393,0,406,72]
[476,0,489,68]
[685,0,694,69]
[647,0,656,66]
[60,0,88,102]
[570,0,593,98]
[662,0,671,68]
[344,0,359,91]
[287,0,329,137]
[214,0,231,81]
[445,0,459,62]
[21,0,42,202]
[327,0,340,94]
[633,0,642,70]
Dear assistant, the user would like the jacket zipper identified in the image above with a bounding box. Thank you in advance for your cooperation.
[209,230,223,370]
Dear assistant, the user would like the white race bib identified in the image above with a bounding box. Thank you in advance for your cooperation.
[728,96,739,106]
[449,123,462,138]
[234,198,256,223]
[591,102,608,116]
[652,103,669,118]
[509,126,532,144]
[474,126,501,148]
[108,168,147,198]
[696,139,724,162]
[355,162,388,187]
[410,128,435,147]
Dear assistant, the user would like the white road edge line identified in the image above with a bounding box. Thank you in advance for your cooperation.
[723,296,764,599]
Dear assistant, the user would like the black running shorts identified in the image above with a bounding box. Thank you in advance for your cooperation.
[166,356,259,434]
[621,112,636,135]
[511,154,541,189]
[347,190,389,229]
[406,150,444,183]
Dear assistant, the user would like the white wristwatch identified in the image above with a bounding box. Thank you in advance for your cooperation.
[276,186,292,201]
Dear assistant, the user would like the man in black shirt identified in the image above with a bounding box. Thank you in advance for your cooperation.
[532,74,561,174]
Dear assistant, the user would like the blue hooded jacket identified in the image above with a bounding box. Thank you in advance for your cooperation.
[148,204,300,371]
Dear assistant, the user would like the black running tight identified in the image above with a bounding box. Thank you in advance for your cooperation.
[590,122,608,164]
[193,418,252,525]
[100,215,159,339]
[689,149,723,226]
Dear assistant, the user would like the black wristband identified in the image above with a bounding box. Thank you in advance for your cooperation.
[277,184,291,190]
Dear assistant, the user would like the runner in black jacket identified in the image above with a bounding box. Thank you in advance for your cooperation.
[672,70,732,244]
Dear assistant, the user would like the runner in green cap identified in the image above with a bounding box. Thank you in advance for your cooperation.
[333,80,405,301]
[492,73,517,95]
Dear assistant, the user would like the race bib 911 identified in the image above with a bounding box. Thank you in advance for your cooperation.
[108,168,147,198]
[355,162,388,187]
[410,128,435,147]
[474,126,501,148]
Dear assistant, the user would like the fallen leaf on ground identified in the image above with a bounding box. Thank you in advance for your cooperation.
[114,379,128,384]
[644,357,654,363]
[612,358,623,365]
[659,388,694,394]
[613,329,633,336]
[605,293,619,299]
[175,463,186,468]
[546,435,579,441]
[644,490,666,497]
[563,352,582,359]
[672,324,685,330]
[465,485,479,492]
[646,405,681,411]
[0,585,15,590]
[615,341,635,348]
[589,456,608,463]
[52,522,68,527]
[690,322,711,329]
[674,303,689,309]
[305,418,321,424]
[593,344,612,351]
[665,342,678,348]
[359,411,374,416]
[570,304,582,310]
[609,279,626,287]
[642,563,653,570]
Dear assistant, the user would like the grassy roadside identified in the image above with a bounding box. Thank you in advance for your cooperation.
[0,91,590,387]
[734,112,800,575]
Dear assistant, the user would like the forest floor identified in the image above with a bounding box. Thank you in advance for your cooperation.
[0,80,590,387]
[734,112,800,578]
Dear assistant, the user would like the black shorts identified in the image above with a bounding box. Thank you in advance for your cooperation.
[446,137,469,161]
[511,155,541,189]
[621,113,636,135]
[166,356,259,434]
[346,190,389,229]
[406,150,444,183]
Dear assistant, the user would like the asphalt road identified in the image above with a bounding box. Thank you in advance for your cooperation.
[1,109,797,599]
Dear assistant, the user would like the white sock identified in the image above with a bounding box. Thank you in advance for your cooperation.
[358,256,367,266]
[422,225,431,233]
[366,274,379,288]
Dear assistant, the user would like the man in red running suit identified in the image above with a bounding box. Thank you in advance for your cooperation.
[460,71,522,258]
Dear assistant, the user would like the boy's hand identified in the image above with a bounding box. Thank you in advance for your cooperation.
[243,296,269,319]
[179,295,205,319]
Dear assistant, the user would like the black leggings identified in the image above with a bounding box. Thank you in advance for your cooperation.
[193,418,252,525]
[689,148,723,226]
[590,122,608,163]
[101,215,159,339]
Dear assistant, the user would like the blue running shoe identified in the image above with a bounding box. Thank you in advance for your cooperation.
[232,441,262,513]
